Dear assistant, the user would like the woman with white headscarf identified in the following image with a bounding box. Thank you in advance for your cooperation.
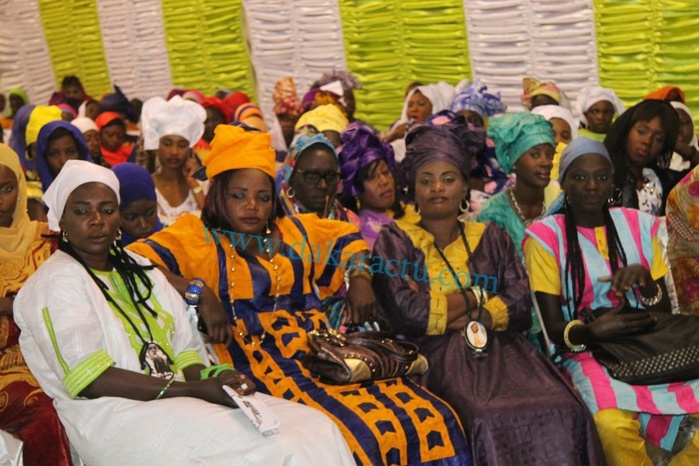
[384,81,455,161]
[575,85,625,141]
[669,101,699,172]
[14,159,355,466]
[142,95,207,226]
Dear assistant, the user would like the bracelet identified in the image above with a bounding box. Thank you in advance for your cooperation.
[470,286,488,307]
[200,363,235,380]
[155,375,176,400]
[184,278,206,306]
[563,320,586,352]
[640,283,663,307]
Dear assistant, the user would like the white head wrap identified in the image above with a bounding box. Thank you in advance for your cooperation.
[141,95,206,151]
[44,160,121,231]
[670,101,698,148]
[77,100,90,118]
[399,81,455,124]
[531,105,578,140]
[575,85,626,125]
[71,116,98,134]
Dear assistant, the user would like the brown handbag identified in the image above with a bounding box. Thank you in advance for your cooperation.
[302,329,429,384]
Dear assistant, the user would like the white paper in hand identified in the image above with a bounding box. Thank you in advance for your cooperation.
[222,386,281,436]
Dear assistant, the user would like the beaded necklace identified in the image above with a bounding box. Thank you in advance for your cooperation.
[228,237,282,347]
[507,188,545,227]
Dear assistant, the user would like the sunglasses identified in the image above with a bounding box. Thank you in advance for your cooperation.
[295,169,341,186]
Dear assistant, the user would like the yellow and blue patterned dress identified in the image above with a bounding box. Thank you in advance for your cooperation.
[130,213,470,466]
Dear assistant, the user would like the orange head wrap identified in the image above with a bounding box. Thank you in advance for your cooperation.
[204,125,276,180]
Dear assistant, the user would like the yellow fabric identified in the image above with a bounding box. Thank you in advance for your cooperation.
[524,238,561,296]
[593,0,699,128]
[160,0,255,99]
[204,125,276,179]
[25,106,62,147]
[38,0,112,96]
[0,145,39,260]
[577,128,607,142]
[396,219,510,333]
[295,104,349,133]
[336,0,471,130]
[544,142,565,208]
[593,409,652,466]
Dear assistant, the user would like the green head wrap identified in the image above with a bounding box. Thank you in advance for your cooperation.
[487,112,555,174]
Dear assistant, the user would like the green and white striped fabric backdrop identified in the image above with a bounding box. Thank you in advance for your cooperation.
[1,0,697,130]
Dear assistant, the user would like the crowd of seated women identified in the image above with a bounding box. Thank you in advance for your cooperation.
[2,71,699,466]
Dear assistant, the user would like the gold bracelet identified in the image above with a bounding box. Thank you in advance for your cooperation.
[563,320,586,352]
[640,283,663,307]
[155,375,176,400]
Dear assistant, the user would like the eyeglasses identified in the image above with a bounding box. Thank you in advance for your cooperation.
[295,169,341,186]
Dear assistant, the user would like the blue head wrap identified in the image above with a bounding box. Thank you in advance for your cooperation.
[35,120,91,191]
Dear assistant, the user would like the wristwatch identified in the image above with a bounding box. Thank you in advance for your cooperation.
[184,278,206,306]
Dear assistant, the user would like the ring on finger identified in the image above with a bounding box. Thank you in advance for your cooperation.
[239,382,248,390]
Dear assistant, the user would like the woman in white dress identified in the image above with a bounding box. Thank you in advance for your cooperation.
[13,160,354,466]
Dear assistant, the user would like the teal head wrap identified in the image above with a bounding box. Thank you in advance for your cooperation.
[487,113,555,174]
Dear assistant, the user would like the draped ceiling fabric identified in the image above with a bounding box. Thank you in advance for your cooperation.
[0,0,698,131]
[463,0,598,113]
[338,0,472,129]
[594,0,699,112]
[95,0,173,101]
[244,0,347,131]
[0,0,56,104]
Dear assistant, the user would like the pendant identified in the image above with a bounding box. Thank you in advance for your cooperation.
[464,320,489,356]
[140,341,175,379]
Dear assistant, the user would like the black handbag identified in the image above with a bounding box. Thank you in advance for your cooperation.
[584,310,699,385]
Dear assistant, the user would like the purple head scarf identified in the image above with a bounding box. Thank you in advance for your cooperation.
[35,120,91,191]
[111,162,163,245]
[8,104,36,171]
[339,122,396,196]
[99,85,135,122]
[401,123,486,200]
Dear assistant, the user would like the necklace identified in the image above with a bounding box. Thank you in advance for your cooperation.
[508,188,545,227]
[431,222,488,354]
[228,237,281,347]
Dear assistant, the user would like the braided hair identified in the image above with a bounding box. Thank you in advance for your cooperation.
[561,201,628,319]
[58,236,157,317]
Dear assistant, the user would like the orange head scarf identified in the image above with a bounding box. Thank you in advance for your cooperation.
[204,125,275,180]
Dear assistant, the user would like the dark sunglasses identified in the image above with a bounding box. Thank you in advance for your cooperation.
[295,169,341,186]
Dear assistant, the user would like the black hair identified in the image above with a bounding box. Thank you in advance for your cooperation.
[560,199,627,318]
[604,99,679,209]
[58,237,157,317]
[61,75,82,89]
[339,159,405,219]
[201,169,282,232]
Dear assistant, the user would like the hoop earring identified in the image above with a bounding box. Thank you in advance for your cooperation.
[286,187,295,199]
[413,203,420,215]
[61,231,68,242]
[115,229,122,242]
[460,198,470,213]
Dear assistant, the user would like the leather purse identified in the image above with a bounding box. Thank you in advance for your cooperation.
[584,309,699,385]
[302,329,429,384]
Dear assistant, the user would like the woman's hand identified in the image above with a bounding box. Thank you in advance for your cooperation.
[197,370,257,408]
[346,276,377,324]
[198,287,233,346]
[384,122,408,143]
[598,264,654,297]
[586,297,657,342]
